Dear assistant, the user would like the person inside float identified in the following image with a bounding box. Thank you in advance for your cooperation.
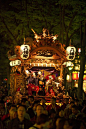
[25,71,35,96]
[25,70,40,96]
[37,86,44,96]
[34,72,40,96]
[45,72,56,96]
[37,71,46,96]
[30,72,39,96]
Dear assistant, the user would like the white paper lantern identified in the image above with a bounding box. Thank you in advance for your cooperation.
[66,46,76,60]
[20,45,30,59]
[10,60,21,66]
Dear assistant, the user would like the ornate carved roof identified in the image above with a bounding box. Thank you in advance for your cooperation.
[7,29,67,68]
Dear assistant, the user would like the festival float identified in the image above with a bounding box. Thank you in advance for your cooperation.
[7,28,67,99]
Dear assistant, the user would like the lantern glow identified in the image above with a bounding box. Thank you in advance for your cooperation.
[72,72,79,80]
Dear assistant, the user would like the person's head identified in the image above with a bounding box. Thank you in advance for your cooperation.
[33,100,40,111]
[17,104,26,121]
[64,98,69,104]
[51,97,56,105]
[9,105,17,120]
[63,119,73,129]
[69,101,74,109]
[36,104,44,117]
[74,99,79,106]
[21,98,27,106]
[40,98,46,105]
[59,110,64,118]
[56,117,65,129]
[28,96,34,104]
[72,105,78,115]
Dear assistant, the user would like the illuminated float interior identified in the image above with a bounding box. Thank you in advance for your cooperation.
[7,28,67,100]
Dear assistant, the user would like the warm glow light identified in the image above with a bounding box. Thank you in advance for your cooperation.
[75,83,78,87]
[25,70,29,74]
[75,65,80,70]
[53,36,57,40]
[37,40,39,42]
[72,72,79,80]
[38,71,41,75]
[66,74,70,80]
[68,67,73,70]
[58,76,62,81]
[83,75,86,80]
[63,61,74,67]
[78,48,81,53]
[75,60,78,63]
[40,103,62,106]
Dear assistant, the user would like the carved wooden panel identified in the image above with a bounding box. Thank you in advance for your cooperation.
[16,74,25,90]
[10,73,15,95]
[10,73,25,94]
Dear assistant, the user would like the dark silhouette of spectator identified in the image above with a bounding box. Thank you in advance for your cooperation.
[69,105,84,120]
[28,96,34,108]
[74,99,83,112]
[29,114,49,129]
[61,98,69,110]
[46,97,60,114]
[30,104,44,125]
[27,100,40,119]
[40,98,47,110]
[2,104,17,129]
[7,104,32,129]
[37,86,44,96]
[56,117,65,129]
[64,101,74,119]
[63,119,73,129]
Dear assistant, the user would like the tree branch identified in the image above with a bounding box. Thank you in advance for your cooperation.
[1,17,18,44]
[67,12,77,33]
[69,28,80,39]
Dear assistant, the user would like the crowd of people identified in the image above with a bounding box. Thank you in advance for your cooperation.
[0,71,86,129]
[0,93,86,129]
